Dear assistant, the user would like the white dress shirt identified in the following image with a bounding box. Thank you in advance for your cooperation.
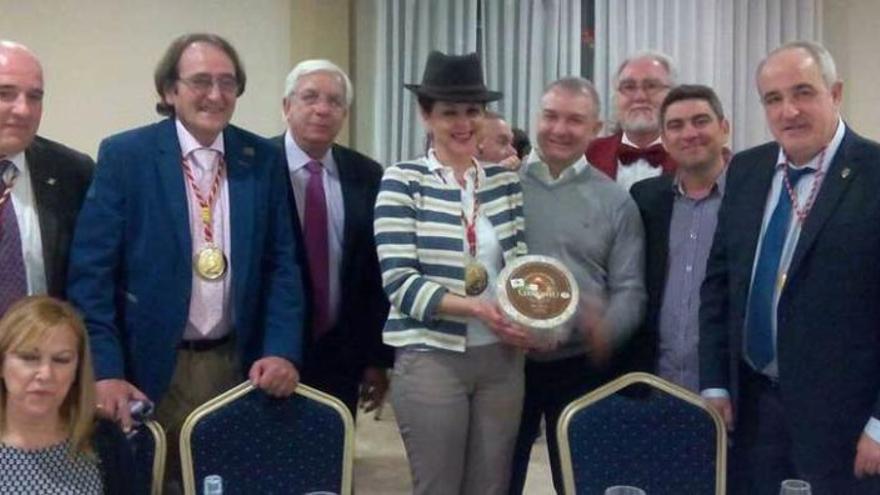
[176,119,233,340]
[285,130,345,326]
[615,133,665,191]
[426,149,502,347]
[4,151,47,295]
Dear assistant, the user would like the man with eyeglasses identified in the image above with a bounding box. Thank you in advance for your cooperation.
[67,33,305,492]
[587,51,678,190]
[0,41,94,317]
[274,59,391,418]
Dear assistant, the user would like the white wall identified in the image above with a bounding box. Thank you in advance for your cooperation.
[0,0,292,157]
[824,0,880,140]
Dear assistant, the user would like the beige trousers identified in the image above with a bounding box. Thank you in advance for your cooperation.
[154,340,241,492]
[391,344,525,495]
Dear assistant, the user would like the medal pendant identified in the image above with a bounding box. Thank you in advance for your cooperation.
[194,245,228,280]
[464,261,489,296]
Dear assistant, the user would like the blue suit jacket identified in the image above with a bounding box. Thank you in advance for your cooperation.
[700,127,880,476]
[68,118,304,402]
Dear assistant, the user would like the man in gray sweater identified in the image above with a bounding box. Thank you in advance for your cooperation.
[508,77,647,494]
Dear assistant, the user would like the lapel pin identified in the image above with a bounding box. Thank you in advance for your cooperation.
[46,177,57,186]
[841,167,851,179]
[242,146,255,157]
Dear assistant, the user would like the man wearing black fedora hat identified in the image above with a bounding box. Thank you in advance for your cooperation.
[375,50,532,494]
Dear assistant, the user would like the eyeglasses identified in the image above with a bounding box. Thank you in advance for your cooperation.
[178,75,240,95]
[294,90,346,110]
[617,79,670,96]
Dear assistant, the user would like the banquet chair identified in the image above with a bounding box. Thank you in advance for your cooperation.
[557,372,726,495]
[129,419,167,495]
[179,382,355,495]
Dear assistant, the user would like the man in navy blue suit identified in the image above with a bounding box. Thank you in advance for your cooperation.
[700,41,880,494]
[67,33,304,488]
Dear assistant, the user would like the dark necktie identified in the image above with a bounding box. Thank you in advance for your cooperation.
[0,159,27,316]
[618,143,667,166]
[304,160,330,339]
[745,165,815,371]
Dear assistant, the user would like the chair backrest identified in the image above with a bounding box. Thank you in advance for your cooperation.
[179,382,355,495]
[129,420,166,495]
[556,372,727,495]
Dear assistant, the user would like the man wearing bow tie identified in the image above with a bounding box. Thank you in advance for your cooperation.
[587,51,678,190]
[0,40,93,317]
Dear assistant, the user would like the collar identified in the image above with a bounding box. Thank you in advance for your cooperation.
[774,117,845,172]
[284,129,338,176]
[524,151,588,183]
[175,119,225,158]
[673,165,728,198]
[0,150,26,176]
[425,148,483,182]
[621,132,662,148]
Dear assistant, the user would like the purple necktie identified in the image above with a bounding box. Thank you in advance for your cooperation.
[0,160,27,316]
[304,160,330,339]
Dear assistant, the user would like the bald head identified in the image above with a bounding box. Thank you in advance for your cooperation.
[0,41,44,156]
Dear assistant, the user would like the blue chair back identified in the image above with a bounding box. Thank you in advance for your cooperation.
[557,372,726,495]
[180,382,354,495]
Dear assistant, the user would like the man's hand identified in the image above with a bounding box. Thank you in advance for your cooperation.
[499,155,522,171]
[249,356,299,397]
[854,433,880,478]
[95,379,149,433]
[579,295,611,367]
[704,397,735,432]
[359,367,389,413]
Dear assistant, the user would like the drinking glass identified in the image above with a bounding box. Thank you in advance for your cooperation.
[779,479,812,495]
[604,486,647,495]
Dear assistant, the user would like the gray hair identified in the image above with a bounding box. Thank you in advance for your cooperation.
[543,77,602,118]
[283,59,353,107]
[756,40,838,89]
[614,50,678,85]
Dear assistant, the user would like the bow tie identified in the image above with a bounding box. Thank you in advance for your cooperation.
[618,143,667,166]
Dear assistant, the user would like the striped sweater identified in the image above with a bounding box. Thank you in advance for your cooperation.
[374,156,527,352]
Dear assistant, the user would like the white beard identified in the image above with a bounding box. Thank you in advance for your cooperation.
[621,112,659,135]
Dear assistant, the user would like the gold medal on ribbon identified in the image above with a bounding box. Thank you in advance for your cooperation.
[194,245,228,280]
[464,260,489,296]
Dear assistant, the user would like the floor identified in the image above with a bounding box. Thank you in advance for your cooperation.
[354,405,554,494]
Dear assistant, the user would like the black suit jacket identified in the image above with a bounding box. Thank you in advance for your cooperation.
[274,136,392,380]
[699,128,880,475]
[24,136,94,297]
[629,174,676,373]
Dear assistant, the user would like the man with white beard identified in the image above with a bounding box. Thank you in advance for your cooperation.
[587,51,678,190]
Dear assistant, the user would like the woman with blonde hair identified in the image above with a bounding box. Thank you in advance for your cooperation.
[0,296,132,494]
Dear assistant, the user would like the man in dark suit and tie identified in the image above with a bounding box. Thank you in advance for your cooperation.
[630,85,730,393]
[700,41,880,494]
[0,41,93,315]
[276,59,390,416]
[67,33,304,490]
[586,51,677,190]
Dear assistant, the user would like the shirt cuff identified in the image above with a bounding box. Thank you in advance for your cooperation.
[864,417,880,443]
[700,388,730,399]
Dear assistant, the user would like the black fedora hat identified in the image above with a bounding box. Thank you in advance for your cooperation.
[405,51,502,103]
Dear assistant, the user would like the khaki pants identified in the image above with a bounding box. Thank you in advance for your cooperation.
[154,340,241,493]
[391,344,525,495]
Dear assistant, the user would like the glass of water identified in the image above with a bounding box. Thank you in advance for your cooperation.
[780,479,811,495]
[605,486,646,495]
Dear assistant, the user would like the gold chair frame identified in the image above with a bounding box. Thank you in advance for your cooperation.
[179,381,355,495]
[556,372,727,495]
[140,419,167,495]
